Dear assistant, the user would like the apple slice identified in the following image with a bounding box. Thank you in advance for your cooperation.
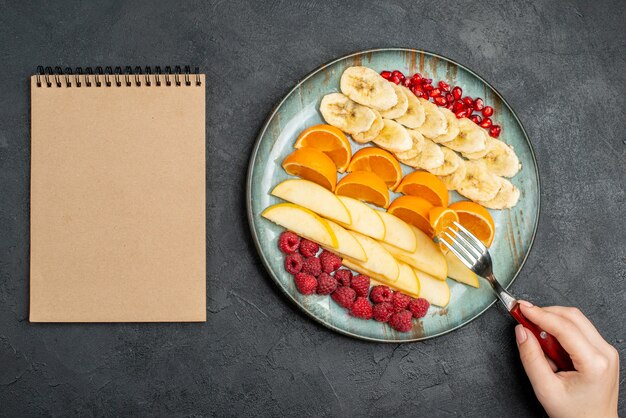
[271,179,351,225]
[336,196,385,240]
[380,226,447,280]
[323,220,367,262]
[344,232,399,282]
[369,262,420,298]
[262,203,337,248]
[413,268,450,307]
[445,252,479,288]
[377,211,417,252]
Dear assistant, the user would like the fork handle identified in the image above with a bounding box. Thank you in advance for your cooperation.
[510,303,575,371]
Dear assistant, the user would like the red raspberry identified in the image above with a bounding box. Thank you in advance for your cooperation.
[331,286,356,309]
[350,297,373,319]
[372,302,394,322]
[351,275,370,297]
[389,310,413,332]
[319,250,342,273]
[316,273,337,295]
[334,269,353,286]
[392,292,412,312]
[299,239,319,258]
[294,272,317,295]
[302,256,322,277]
[408,298,430,318]
[369,285,393,303]
[278,231,300,254]
[284,253,303,275]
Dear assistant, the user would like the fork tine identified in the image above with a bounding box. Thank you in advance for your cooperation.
[453,221,487,252]
[442,231,478,269]
[446,227,483,259]
[439,236,475,270]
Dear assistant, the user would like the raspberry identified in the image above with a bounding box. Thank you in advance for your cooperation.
[278,231,300,254]
[372,302,394,322]
[284,253,303,275]
[316,273,337,295]
[408,298,430,319]
[351,275,370,297]
[334,269,353,286]
[302,256,322,277]
[319,250,342,273]
[299,239,319,258]
[389,310,413,332]
[392,292,412,312]
[369,285,393,303]
[331,286,356,309]
[350,297,373,319]
[294,272,317,295]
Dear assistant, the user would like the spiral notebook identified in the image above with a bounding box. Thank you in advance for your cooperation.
[30,66,206,322]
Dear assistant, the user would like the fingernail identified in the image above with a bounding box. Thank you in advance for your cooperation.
[515,325,527,345]
[519,300,533,308]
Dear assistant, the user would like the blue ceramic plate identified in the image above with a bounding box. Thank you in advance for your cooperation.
[247,49,539,342]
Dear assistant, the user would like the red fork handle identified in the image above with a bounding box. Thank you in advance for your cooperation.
[510,303,575,371]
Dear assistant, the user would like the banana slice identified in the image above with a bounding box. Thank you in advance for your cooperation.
[431,108,460,144]
[457,160,501,202]
[427,146,462,176]
[379,83,409,119]
[372,119,412,153]
[395,86,426,128]
[340,66,397,111]
[445,118,487,153]
[438,159,467,191]
[394,130,423,160]
[479,137,521,178]
[462,146,489,160]
[352,110,384,143]
[415,98,448,138]
[320,93,377,135]
[477,176,520,209]
[397,130,444,170]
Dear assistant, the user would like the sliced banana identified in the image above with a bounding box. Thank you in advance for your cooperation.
[394,130,423,160]
[415,98,448,138]
[372,119,412,153]
[320,93,377,135]
[352,110,384,143]
[397,130,444,170]
[431,108,460,144]
[395,86,426,129]
[477,176,520,209]
[462,146,489,160]
[457,160,501,202]
[445,118,487,153]
[340,66,397,111]
[379,83,409,119]
[479,137,521,178]
[439,159,467,191]
[427,146,462,176]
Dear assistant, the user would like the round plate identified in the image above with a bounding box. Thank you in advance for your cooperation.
[247,49,540,342]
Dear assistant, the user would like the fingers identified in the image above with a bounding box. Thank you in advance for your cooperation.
[516,325,559,389]
[541,306,609,351]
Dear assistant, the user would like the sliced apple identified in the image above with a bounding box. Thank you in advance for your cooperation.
[261,203,337,248]
[414,268,450,307]
[336,196,385,240]
[369,262,420,298]
[271,179,351,225]
[445,252,479,288]
[344,232,399,282]
[377,211,417,252]
[323,220,367,262]
[343,259,392,284]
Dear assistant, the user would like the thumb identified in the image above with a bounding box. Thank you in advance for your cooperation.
[515,325,558,387]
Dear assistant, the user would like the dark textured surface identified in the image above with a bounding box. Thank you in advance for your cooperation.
[0,0,624,416]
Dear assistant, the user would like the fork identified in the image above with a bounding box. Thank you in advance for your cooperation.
[440,221,575,371]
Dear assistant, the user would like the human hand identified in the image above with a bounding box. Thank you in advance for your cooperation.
[514,302,620,418]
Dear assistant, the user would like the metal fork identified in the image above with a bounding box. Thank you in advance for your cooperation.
[440,221,574,371]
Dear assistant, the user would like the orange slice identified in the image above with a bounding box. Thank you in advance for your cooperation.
[429,206,459,237]
[346,147,403,190]
[387,195,434,237]
[282,147,337,192]
[335,171,390,208]
[395,171,449,207]
[294,124,352,173]
[448,201,495,247]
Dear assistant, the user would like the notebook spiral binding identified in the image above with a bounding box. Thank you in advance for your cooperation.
[35,66,202,88]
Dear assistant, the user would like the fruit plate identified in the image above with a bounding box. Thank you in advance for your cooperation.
[246,48,540,342]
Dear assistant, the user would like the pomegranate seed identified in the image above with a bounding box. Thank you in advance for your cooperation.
[445,102,454,110]
[380,71,392,80]
[411,73,422,84]
[445,93,454,103]
[452,100,465,113]
[452,86,463,100]
[462,96,474,106]
[479,117,492,128]
[411,86,424,97]
[455,109,469,119]
[429,88,442,98]
[402,78,412,87]
[470,114,482,124]
[423,84,434,91]
[434,96,447,106]
[438,81,450,92]
[421,77,432,85]
[392,70,405,81]
[390,75,401,84]
[489,125,501,138]
[473,98,484,111]
[482,106,494,117]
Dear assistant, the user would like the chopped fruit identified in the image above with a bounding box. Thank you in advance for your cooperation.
[335,170,390,208]
[372,302,394,322]
[278,231,300,254]
[331,286,356,309]
[350,297,373,319]
[489,125,501,138]
[408,298,430,318]
[370,263,420,298]
[346,147,403,189]
[319,250,342,273]
[282,147,337,192]
[294,272,317,295]
[334,269,353,286]
[377,211,417,253]
[387,195,435,238]
[392,292,412,312]
[369,285,393,303]
[344,232,400,283]
[445,251,479,288]
[336,196,386,240]
[323,220,367,262]
[294,124,352,173]
[389,310,413,332]
[351,274,370,297]
[482,106,494,117]
[316,273,338,295]
[262,203,338,249]
[395,171,449,207]
[299,239,319,258]
[302,256,322,277]
[448,201,495,247]
[285,253,304,275]
[413,268,450,307]
[428,206,459,237]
